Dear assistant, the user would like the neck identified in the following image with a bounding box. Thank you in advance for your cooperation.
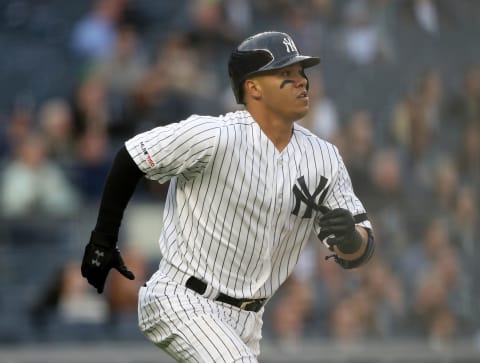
[247,108,294,152]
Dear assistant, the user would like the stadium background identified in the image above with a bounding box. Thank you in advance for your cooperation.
[0,0,479,362]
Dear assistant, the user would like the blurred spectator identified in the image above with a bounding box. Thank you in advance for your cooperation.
[71,74,111,138]
[407,238,469,341]
[185,0,241,60]
[88,23,149,139]
[399,0,457,35]
[0,132,80,217]
[155,32,219,99]
[391,68,445,148]
[309,0,336,26]
[128,32,220,132]
[400,218,455,297]
[2,106,34,158]
[455,121,480,186]
[365,148,409,264]
[398,102,434,191]
[329,294,365,343]
[429,156,459,216]
[409,269,457,340]
[128,63,172,132]
[450,64,480,125]
[30,260,109,337]
[448,185,478,258]
[428,307,458,347]
[367,148,403,208]
[391,74,445,235]
[71,0,128,62]
[336,0,394,65]
[341,110,376,199]
[223,0,253,36]
[390,92,414,146]
[404,215,473,339]
[269,275,314,344]
[448,64,480,136]
[91,23,148,97]
[356,257,406,338]
[252,0,336,28]
[367,0,396,61]
[72,129,113,202]
[412,0,440,34]
[267,242,346,340]
[37,98,76,166]
[417,68,445,139]
[308,245,354,336]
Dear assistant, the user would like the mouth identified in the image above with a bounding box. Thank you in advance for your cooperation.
[297,91,308,99]
[297,91,309,103]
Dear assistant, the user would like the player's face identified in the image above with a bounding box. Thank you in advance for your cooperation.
[255,63,310,121]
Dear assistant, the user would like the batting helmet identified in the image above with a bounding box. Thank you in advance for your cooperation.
[228,31,320,104]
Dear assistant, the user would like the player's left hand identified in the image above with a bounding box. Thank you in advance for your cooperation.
[81,233,135,294]
[318,208,361,253]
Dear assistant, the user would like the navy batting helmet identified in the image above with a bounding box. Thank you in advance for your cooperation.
[228,31,320,104]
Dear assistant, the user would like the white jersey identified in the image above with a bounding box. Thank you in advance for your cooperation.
[126,110,371,299]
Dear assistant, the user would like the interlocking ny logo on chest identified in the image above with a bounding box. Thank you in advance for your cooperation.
[292,175,329,218]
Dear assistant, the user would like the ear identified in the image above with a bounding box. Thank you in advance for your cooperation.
[244,79,262,101]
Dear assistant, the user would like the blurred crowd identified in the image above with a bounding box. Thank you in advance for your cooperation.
[0,0,479,348]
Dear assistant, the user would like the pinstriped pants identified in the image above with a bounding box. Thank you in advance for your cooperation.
[138,270,264,362]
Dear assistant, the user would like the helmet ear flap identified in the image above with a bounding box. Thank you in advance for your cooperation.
[228,50,273,104]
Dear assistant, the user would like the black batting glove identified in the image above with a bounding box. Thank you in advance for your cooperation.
[81,231,135,294]
[318,208,362,254]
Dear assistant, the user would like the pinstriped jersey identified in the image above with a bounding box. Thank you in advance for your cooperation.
[125,110,371,299]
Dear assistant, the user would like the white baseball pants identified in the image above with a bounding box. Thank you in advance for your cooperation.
[138,269,264,362]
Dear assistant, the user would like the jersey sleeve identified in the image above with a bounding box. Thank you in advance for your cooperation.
[125,115,220,183]
[315,147,372,233]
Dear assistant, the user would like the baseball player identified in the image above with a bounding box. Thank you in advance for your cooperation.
[81,31,374,362]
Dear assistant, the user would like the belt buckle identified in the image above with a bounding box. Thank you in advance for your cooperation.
[239,300,256,310]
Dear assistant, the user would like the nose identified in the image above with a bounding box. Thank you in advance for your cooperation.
[296,70,308,88]
[297,75,308,88]
[293,76,308,92]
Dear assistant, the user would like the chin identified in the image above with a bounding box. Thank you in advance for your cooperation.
[292,108,309,121]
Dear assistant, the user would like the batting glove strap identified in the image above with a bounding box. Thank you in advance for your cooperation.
[325,229,375,269]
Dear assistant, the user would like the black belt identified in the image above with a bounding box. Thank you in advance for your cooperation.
[185,276,266,312]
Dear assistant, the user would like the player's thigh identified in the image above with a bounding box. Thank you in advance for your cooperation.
[179,313,258,363]
[156,335,203,363]
[139,282,258,362]
[146,313,258,363]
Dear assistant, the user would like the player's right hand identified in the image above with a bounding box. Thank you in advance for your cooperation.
[81,232,135,294]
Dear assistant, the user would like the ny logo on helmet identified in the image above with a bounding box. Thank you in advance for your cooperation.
[283,37,298,53]
[292,175,330,218]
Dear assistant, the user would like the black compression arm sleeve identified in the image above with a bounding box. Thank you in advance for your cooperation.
[93,145,145,246]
